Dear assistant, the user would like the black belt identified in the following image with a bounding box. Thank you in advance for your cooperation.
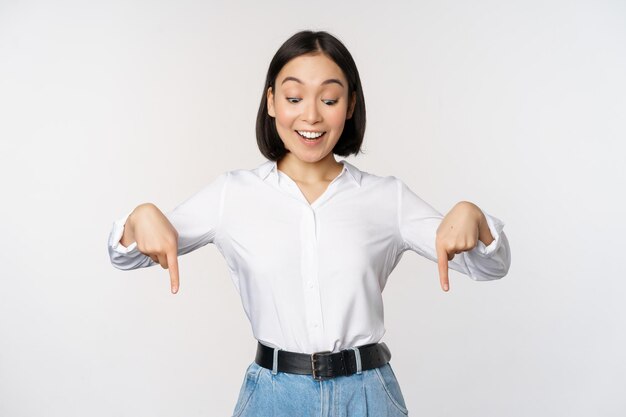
[254,341,392,381]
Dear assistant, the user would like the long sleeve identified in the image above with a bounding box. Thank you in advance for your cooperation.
[107,171,230,270]
[396,177,511,281]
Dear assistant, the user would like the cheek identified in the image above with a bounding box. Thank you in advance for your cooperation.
[275,104,298,127]
[326,110,349,128]
[325,99,350,126]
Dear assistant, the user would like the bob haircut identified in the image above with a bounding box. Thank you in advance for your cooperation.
[256,30,366,161]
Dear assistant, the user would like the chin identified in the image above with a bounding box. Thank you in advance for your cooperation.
[304,153,333,163]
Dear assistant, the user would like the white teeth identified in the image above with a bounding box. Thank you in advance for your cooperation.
[297,130,324,139]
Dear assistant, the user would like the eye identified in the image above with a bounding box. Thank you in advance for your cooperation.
[286,97,338,105]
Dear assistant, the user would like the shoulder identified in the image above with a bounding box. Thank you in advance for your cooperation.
[341,160,399,189]
[361,171,403,192]
[215,160,274,185]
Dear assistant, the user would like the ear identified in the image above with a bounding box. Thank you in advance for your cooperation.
[346,91,356,120]
[267,86,275,118]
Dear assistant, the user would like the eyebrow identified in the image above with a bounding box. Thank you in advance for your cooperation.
[280,76,344,88]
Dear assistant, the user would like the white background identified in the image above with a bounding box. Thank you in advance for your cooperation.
[1,0,624,416]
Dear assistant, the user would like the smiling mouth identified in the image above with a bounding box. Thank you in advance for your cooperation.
[295,130,326,140]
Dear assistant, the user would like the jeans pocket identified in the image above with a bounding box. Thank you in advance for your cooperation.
[374,363,409,415]
[232,362,262,417]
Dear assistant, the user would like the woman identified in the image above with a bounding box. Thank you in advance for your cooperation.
[108,30,511,416]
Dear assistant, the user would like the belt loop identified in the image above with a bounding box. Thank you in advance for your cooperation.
[351,347,362,374]
[272,348,280,375]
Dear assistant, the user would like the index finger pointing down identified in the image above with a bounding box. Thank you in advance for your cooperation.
[436,244,450,292]
[167,250,180,294]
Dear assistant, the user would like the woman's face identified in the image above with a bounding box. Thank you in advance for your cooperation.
[267,53,356,164]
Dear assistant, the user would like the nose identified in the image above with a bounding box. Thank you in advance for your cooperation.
[301,99,322,124]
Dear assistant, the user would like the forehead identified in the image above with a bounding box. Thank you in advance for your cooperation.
[277,54,347,87]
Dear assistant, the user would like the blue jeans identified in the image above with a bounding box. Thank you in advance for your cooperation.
[231,360,409,417]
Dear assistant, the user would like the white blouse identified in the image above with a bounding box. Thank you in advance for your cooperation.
[108,159,511,353]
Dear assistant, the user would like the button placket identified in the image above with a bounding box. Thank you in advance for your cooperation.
[300,206,324,335]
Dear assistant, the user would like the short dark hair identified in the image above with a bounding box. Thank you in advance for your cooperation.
[256,30,366,161]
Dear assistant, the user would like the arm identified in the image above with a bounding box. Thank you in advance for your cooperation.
[107,171,230,270]
[396,178,511,284]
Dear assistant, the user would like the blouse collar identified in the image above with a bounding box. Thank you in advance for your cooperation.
[257,159,362,187]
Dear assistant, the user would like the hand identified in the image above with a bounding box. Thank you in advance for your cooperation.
[128,203,181,294]
[435,201,485,292]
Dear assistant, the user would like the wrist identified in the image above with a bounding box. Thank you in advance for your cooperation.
[477,213,494,246]
[121,205,143,246]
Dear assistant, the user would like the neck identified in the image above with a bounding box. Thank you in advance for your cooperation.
[277,154,343,184]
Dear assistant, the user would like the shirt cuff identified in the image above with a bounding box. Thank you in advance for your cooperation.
[473,210,505,257]
[108,208,138,254]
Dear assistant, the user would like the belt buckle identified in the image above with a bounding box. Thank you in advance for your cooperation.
[310,350,332,381]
